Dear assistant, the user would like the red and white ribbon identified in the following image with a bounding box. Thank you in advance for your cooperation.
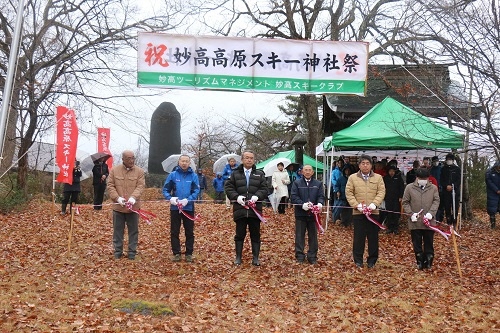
[422,215,451,240]
[311,205,325,235]
[362,206,387,229]
[246,201,267,223]
[126,203,156,224]
[177,203,201,222]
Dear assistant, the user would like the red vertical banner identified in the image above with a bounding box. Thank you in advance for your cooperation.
[56,106,79,184]
[97,127,113,170]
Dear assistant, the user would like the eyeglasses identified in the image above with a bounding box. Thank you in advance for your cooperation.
[123,156,135,160]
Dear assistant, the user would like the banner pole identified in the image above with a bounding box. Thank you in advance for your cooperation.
[67,204,75,254]
[450,225,463,278]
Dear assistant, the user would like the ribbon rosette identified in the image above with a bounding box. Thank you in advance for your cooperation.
[246,201,267,223]
[311,205,325,235]
[125,202,156,224]
[362,206,387,229]
[177,203,202,222]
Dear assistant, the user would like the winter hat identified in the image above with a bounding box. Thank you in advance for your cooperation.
[415,168,430,178]
[387,165,398,171]
[445,153,455,161]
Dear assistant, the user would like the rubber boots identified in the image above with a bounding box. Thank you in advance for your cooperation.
[415,252,424,270]
[251,242,260,266]
[490,215,496,229]
[424,253,434,269]
[234,241,243,266]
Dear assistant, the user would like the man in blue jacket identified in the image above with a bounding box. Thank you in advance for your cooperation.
[163,155,200,262]
[291,165,325,264]
[486,160,500,229]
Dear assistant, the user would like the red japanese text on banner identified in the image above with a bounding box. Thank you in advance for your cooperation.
[56,106,79,184]
[97,127,113,169]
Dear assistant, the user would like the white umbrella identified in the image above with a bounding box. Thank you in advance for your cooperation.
[161,154,196,173]
[213,153,241,174]
[263,157,292,177]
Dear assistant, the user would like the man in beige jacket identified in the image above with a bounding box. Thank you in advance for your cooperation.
[107,150,145,260]
[345,155,386,268]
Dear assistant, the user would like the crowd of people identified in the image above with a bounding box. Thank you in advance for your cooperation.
[60,149,498,271]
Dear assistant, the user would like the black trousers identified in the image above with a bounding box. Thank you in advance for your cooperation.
[170,210,195,256]
[410,229,435,255]
[93,182,106,210]
[295,216,318,260]
[278,196,287,214]
[441,190,459,225]
[352,214,380,265]
[61,191,79,213]
[234,217,261,244]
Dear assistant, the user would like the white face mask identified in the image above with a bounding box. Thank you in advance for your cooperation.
[432,161,439,166]
[417,179,427,187]
[446,160,454,166]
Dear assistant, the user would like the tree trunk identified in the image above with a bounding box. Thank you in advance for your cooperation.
[0,98,19,177]
[300,95,320,157]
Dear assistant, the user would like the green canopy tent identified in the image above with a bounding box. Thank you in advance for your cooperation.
[256,150,325,174]
[321,96,465,228]
[324,96,464,151]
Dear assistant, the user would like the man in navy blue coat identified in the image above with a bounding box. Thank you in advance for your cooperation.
[291,165,325,264]
[486,161,500,229]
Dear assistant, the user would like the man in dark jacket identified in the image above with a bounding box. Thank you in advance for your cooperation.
[92,158,109,210]
[485,161,500,229]
[383,165,405,234]
[196,169,207,203]
[61,160,82,215]
[440,153,461,226]
[225,150,268,266]
[291,165,325,264]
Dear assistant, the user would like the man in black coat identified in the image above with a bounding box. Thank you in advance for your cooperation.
[92,158,109,210]
[440,153,461,226]
[383,165,405,234]
[291,165,325,264]
[225,150,268,266]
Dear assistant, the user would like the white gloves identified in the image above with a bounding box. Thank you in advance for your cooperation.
[368,203,376,211]
[237,195,246,206]
[179,198,188,207]
[127,197,136,205]
[424,213,432,220]
[302,202,312,211]
[357,203,365,212]
[411,213,419,222]
[315,203,323,210]
[250,195,259,203]
[170,197,178,205]
[117,197,126,206]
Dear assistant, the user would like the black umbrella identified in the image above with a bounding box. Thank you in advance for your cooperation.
[90,152,111,162]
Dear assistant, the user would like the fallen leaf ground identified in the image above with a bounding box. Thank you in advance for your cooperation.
[0,195,499,332]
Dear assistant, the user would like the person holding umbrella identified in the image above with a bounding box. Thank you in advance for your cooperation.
[92,155,110,210]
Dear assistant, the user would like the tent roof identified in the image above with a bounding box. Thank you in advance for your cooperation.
[324,97,464,151]
[256,150,325,173]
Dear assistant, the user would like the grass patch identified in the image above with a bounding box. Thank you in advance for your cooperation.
[112,299,175,316]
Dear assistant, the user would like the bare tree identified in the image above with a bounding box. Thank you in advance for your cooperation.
[404,0,500,159]
[182,116,245,170]
[0,0,187,190]
[185,0,453,156]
